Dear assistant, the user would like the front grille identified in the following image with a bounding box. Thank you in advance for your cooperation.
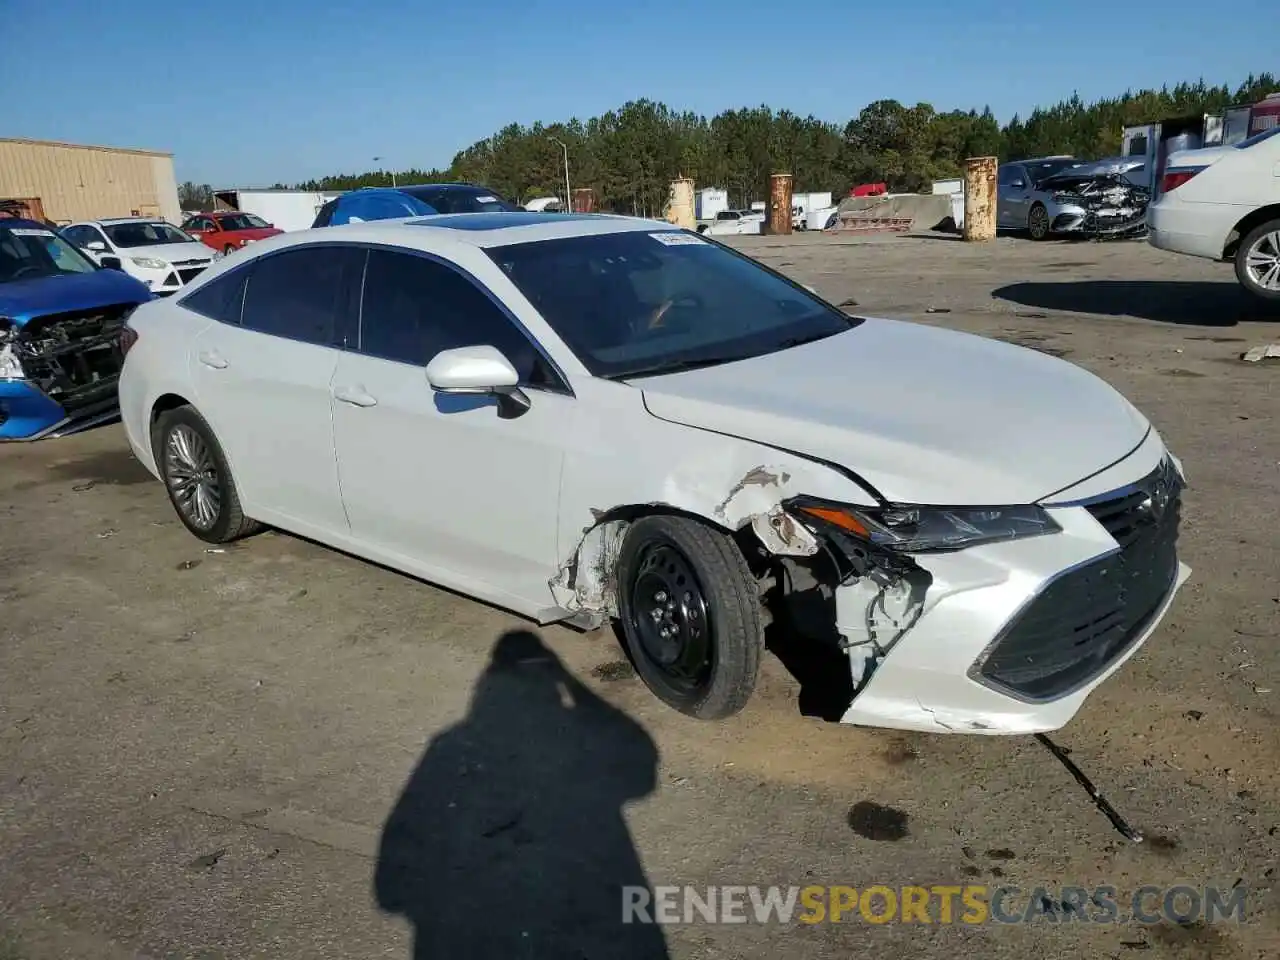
[177,266,206,285]
[974,459,1182,701]
[172,258,208,267]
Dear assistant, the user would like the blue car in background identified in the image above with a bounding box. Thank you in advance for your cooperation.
[0,218,152,440]
[311,182,523,227]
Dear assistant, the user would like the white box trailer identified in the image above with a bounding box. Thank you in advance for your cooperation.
[213,189,341,232]
[791,191,833,213]
[695,188,729,221]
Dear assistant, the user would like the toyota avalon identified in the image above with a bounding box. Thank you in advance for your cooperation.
[116,213,1190,734]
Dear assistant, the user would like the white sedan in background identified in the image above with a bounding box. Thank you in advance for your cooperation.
[1147,127,1280,300]
[62,218,219,295]
[117,213,1188,734]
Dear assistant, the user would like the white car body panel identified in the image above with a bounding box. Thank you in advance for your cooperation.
[188,322,349,535]
[1147,132,1280,261]
[329,348,570,608]
[118,214,1189,735]
[635,320,1150,506]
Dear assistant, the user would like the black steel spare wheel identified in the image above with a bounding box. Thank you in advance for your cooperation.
[152,405,261,544]
[616,515,764,720]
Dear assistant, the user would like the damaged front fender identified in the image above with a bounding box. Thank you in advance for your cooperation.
[549,461,858,621]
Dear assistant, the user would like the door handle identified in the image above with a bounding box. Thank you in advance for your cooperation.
[197,350,228,370]
[333,385,377,408]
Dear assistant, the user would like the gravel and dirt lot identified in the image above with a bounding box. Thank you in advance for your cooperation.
[2,232,1278,960]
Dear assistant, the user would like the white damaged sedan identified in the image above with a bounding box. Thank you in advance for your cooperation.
[117,213,1190,734]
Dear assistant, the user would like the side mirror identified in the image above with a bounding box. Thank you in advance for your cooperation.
[1010,179,1026,189]
[100,256,124,271]
[425,345,530,418]
[86,240,107,252]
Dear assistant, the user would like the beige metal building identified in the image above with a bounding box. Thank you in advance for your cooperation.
[0,137,181,225]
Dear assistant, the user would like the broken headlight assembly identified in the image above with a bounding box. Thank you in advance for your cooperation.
[788,497,1061,554]
[0,322,24,380]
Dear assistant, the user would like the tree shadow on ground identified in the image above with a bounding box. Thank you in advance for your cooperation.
[375,629,669,959]
[993,280,1280,326]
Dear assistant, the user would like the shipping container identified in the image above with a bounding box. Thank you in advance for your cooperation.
[0,138,179,225]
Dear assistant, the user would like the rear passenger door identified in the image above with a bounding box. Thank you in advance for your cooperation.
[186,245,363,536]
[330,246,570,610]
[997,164,1030,227]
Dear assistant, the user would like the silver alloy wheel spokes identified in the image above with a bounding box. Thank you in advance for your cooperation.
[165,424,221,530]
[1245,230,1280,291]
[1030,206,1049,237]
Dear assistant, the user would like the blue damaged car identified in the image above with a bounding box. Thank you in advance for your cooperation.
[0,218,152,440]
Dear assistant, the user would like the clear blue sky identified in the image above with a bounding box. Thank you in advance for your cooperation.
[4,0,1273,187]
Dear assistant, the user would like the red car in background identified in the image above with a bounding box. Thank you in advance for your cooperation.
[180,211,283,255]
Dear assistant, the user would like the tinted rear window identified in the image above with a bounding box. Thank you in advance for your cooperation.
[402,186,520,213]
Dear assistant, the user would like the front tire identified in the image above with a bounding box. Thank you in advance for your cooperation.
[1235,219,1280,301]
[1027,203,1051,241]
[152,405,261,543]
[616,515,764,720]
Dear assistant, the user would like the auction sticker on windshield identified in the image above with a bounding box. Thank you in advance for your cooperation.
[650,232,705,246]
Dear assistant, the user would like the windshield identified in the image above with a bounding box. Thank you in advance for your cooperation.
[403,186,520,213]
[1024,159,1080,185]
[0,226,98,283]
[217,213,270,230]
[488,230,859,379]
[1235,126,1280,149]
[104,221,195,247]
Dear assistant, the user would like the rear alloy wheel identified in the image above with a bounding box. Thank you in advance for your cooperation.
[1235,219,1280,301]
[1028,203,1051,241]
[224,244,237,256]
[616,515,764,720]
[152,405,260,543]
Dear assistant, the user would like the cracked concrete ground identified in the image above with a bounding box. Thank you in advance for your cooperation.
[1,232,1278,959]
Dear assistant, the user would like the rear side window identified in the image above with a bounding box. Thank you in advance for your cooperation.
[180,269,249,324]
[240,246,364,346]
[358,248,561,389]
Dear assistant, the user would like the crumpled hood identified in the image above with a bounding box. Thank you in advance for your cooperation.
[636,318,1150,505]
[0,270,152,326]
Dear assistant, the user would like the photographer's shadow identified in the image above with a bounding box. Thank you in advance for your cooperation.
[375,630,669,959]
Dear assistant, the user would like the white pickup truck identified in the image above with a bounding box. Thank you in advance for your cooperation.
[698,209,765,236]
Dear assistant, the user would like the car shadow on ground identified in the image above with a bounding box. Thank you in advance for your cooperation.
[993,279,1280,325]
[374,629,670,959]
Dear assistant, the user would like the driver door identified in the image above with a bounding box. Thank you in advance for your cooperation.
[331,247,571,610]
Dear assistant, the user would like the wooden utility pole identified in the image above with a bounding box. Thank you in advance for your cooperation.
[963,156,997,241]
[768,173,794,235]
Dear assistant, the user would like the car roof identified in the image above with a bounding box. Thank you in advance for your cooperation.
[248,212,676,252]
[87,217,172,225]
[0,217,52,231]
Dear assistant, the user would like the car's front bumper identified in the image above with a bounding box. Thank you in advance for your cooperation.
[836,455,1189,735]
[0,378,119,441]
[1046,201,1088,233]
[127,260,213,296]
